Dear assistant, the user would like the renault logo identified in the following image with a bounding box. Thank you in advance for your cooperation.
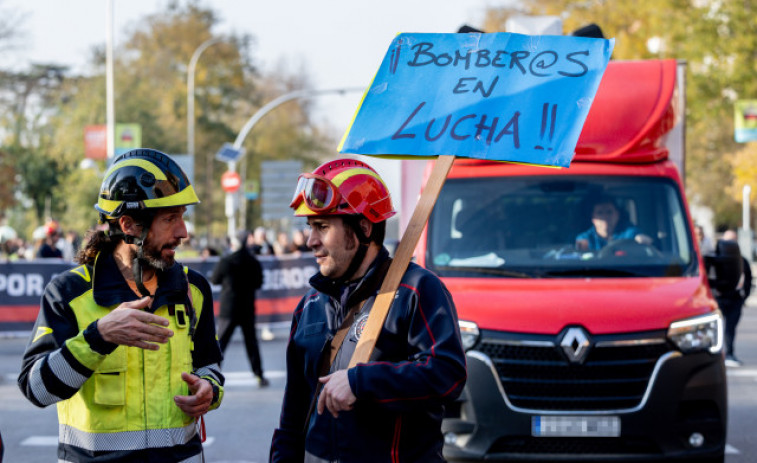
[560,327,591,364]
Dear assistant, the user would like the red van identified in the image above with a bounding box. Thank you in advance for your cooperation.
[417,60,731,462]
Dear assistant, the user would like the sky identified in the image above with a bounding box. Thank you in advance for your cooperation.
[3,0,516,135]
[3,0,522,233]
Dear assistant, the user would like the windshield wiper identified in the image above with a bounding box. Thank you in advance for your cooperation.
[434,265,533,278]
[542,268,643,278]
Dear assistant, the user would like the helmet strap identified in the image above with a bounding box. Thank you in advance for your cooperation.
[339,216,372,283]
[131,226,153,298]
[118,214,154,299]
[340,241,369,284]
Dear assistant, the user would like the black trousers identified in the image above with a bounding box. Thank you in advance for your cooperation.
[717,296,744,357]
[217,310,263,377]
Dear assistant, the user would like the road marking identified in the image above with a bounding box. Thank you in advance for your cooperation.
[223,370,285,387]
[726,444,741,454]
[21,436,58,446]
[726,368,757,378]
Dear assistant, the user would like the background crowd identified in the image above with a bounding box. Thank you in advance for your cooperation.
[0,215,311,262]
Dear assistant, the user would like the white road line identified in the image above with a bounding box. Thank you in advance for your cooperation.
[222,370,285,387]
[726,443,741,454]
[726,368,757,378]
[21,436,58,446]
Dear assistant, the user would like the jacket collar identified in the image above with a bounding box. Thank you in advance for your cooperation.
[92,252,189,310]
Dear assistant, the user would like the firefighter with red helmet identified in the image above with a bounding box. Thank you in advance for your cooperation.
[271,158,467,462]
[18,149,224,462]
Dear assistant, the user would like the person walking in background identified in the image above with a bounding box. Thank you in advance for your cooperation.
[718,229,752,367]
[212,229,269,387]
[271,159,466,462]
[17,149,224,462]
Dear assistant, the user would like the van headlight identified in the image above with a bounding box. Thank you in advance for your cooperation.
[459,320,480,351]
[667,312,723,354]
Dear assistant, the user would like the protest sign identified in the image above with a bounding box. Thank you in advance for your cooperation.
[339,32,614,167]
[340,32,614,367]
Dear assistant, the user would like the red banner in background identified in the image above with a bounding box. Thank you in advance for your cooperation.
[0,254,316,332]
[84,125,108,160]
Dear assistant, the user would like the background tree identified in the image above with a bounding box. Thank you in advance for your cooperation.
[1,0,335,243]
[0,0,29,230]
[0,64,72,237]
[482,0,757,231]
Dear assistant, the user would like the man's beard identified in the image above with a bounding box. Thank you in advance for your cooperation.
[130,240,177,271]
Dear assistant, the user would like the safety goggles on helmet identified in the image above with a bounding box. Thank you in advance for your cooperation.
[289,173,343,212]
[289,159,396,223]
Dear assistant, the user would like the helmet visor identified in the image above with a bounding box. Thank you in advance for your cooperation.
[289,173,341,212]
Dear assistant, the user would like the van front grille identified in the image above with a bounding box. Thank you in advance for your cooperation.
[478,335,673,411]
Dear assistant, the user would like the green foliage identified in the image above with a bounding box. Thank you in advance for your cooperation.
[483,0,757,229]
[57,164,102,234]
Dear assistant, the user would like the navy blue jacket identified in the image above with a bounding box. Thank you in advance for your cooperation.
[270,248,467,462]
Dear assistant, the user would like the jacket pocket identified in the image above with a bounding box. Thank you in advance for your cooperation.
[94,346,127,406]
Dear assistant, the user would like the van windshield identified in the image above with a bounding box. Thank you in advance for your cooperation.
[427,176,698,278]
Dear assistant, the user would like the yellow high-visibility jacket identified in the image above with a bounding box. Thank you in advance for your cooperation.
[18,252,224,463]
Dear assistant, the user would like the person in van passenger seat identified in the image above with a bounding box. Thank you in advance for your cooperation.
[575,195,652,251]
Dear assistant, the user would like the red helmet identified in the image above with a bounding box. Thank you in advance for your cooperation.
[45,220,60,237]
[290,159,395,223]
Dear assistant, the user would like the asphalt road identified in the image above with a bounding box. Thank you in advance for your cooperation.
[1,303,757,463]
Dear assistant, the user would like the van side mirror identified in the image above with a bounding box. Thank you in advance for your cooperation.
[704,240,743,293]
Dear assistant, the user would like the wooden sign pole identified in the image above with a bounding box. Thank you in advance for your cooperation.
[348,154,456,368]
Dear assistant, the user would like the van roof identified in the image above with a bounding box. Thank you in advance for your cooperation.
[573,59,678,164]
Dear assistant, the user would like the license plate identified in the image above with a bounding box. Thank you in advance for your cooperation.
[532,415,621,437]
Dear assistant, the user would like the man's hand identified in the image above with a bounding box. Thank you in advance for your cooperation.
[174,372,214,418]
[97,296,173,350]
[317,369,356,418]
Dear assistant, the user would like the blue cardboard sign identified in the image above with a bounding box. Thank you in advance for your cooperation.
[338,33,614,167]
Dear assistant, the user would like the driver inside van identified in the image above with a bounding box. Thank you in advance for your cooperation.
[575,195,653,251]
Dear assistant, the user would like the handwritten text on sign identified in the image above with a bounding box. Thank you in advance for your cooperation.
[338,33,615,167]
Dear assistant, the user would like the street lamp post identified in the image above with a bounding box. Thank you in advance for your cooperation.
[187,37,224,157]
[105,0,115,159]
[187,37,224,237]
[224,87,364,239]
